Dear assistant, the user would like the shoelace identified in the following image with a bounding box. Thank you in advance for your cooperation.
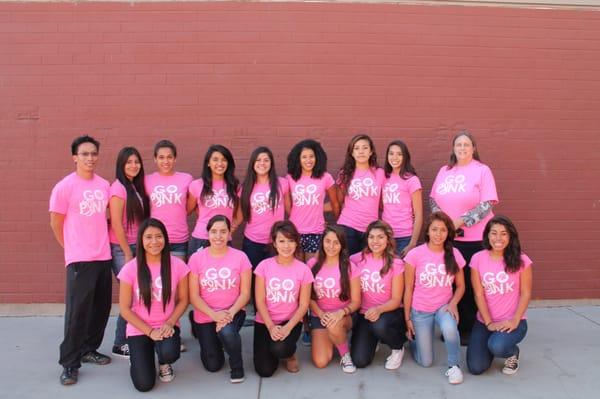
[505,357,518,368]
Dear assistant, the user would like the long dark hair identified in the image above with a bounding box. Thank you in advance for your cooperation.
[200,145,239,209]
[337,134,378,190]
[241,147,280,223]
[483,215,524,273]
[384,140,418,179]
[270,220,303,260]
[423,211,459,275]
[362,220,396,277]
[448,130,481,169]
[311,225,351,301]
[135,218,172,314]
[287,139,328,181]
[115,147,150,229]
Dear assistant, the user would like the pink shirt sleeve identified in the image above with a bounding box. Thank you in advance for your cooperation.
[254,261,266,278]
[301,264,315,285]
[109,180,127,200]
[49,182,69,214]
[324,172,335,190]
[480,164,499,204]
[188,179,202,200]
[392,258,405,275]
[454,247,467,268]
[117,259,137,285]
[407,175,422,194]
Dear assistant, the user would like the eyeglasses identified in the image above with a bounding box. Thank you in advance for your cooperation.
[77,152,99,158]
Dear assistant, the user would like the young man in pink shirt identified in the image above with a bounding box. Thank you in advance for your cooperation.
[49,135,113,386]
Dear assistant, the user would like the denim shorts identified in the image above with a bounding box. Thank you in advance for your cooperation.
[110,243,136,276]
[169,241,188,258]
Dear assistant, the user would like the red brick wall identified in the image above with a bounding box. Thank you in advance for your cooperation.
[1,2,599,302]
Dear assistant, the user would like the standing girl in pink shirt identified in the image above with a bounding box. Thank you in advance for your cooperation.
[404,212,466,384]
[308,225,361,373]
[188,215,252,383]
[336,134,385,256]
[146,140,193,260]
[253,221,314,377]
[237,147,290,269]
[118,218,189,392]
[187,144,239,257]
[381,140,423,257]
[349,220,407,370]
[467,215,532,376]
[109,147,150,358]
[430,131,499,344]
[286,139,340,260]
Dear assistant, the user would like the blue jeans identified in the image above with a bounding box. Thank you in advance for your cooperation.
[111,243,136,346]
[192,311,246,372]
[340,225,365,257]
[409,307,460,367]
[467,319,528,375]
[169,241,188,259]
[394,236,411,255]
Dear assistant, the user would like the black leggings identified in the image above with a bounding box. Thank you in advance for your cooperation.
[193,311,246,372]
[253,321,302,377]
[127,327,181,392]
[350,309,407,368]
[453,240,483,338]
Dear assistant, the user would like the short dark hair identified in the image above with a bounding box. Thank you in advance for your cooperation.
[153,139,177,158]
[71,135,100,156]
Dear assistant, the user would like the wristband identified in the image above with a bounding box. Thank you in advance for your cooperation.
[485,321,492,327]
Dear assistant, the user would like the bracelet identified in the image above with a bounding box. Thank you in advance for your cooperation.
[485,321,492,327]
[147,328,154,336]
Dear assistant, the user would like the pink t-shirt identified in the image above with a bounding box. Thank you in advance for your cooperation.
[244,177,289,244]
[189,179,235,239]
[337,168,385,232]
[49,172,111,266]
[307,257,360,312]
[146,172,193,244]
[188,247,252,323]
[254,257,314,324]
[430,160,498,242]
[470,250,532,323]
[108,180,140,245]
[287,173,335,234]
[350,252,404,314]
[382,174,422,238]
[404,244,466,312]
[118,256,190,337]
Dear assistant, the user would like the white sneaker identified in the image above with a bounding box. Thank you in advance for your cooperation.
[340,353,356,374]
[502,353,520,375]
[445,365,464,384]
[180,343,187,353]
[384,348,404,370]
[159,364,175,382]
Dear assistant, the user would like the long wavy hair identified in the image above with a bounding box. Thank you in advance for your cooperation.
[135,218,172,314]
[448,130,481,169]
[384,140,418,179]
[200,144,239,209]
[311,225,351,301]
[361,220,396,277]
[482,215,524,273]
[240,147,280,223]
[423,211,459,275]
[337,134,378,190]
[115,147,150,230]
[287,139,328,181]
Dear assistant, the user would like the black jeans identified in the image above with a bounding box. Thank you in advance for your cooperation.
[59,260,112,368]
[453,240,483,338]
[127,327,181,392]
[340,225,366,256]
[192,311,246,372]
[350,309,407,368]
[253,321,302,377]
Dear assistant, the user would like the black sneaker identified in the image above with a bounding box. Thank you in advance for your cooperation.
[230,368,245,383]
[112,344,130,358]
[188,310,197,339]
[60,367,78,386]
[81,351,111,365]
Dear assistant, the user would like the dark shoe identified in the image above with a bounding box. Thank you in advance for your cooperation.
[188,310,197,339]
[112,344,130,358]
[230,368,245,383]
[60,367,78,385]
[81,351,111,365]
